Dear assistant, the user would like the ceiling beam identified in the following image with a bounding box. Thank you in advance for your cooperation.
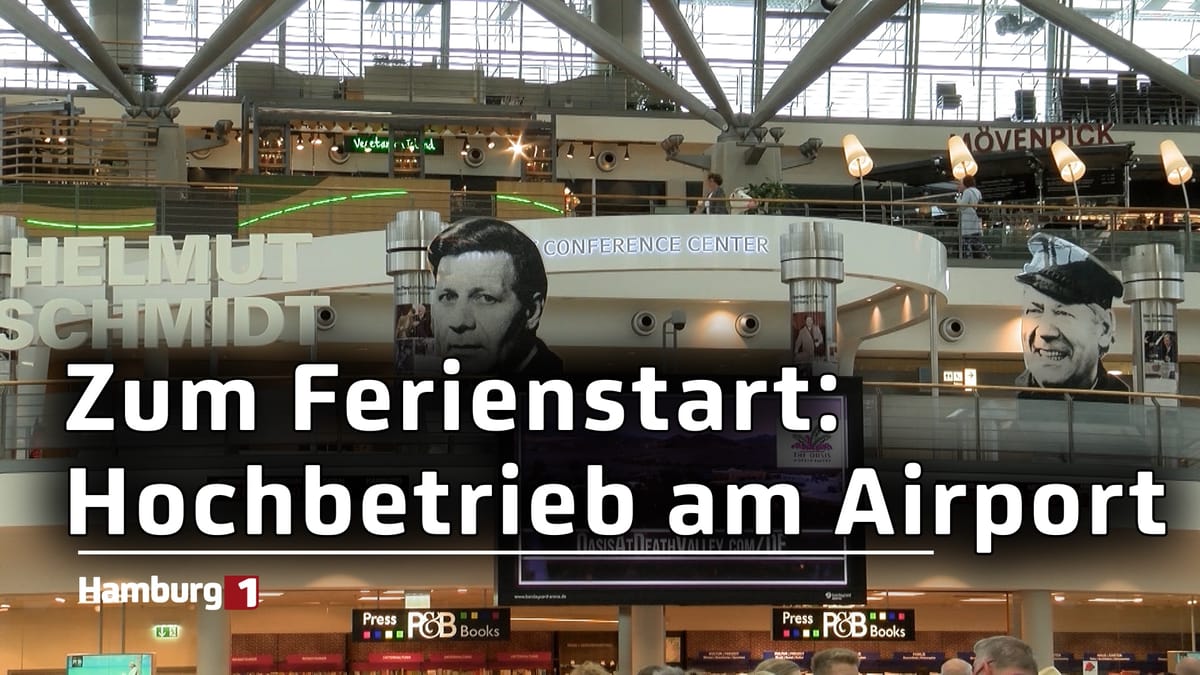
[0,2,129,106]
[1015,0,1200,106]
[520,0,729,130]
[749,0,876,128]
[749,0,908,129]
[43,0,141,107]
[646,0,737,129]
[159,0,307,107]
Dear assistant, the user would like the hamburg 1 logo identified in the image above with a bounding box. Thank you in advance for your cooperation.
[77,575,260,611]
[773,608,915,641]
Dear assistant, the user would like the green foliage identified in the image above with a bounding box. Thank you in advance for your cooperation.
[742,181,795,215]
[628,63,679,112]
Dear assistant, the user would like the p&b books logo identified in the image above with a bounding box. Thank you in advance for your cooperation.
[78,575,260,611]
[773,608,915,641]
[353,608,511,642]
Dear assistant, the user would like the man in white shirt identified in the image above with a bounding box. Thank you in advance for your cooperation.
[956,175,989,258]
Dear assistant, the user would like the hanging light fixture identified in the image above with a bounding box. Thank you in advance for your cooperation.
[1161,139,1193,247]
[566,143,575,159]
[1050,140,1086,224]
[623,144,630,161]
[842,134,874,222]
[588,143,596,160]
[947,135,978,180]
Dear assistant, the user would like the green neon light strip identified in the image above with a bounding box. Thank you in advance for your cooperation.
[25,218,156,231]
[496,194,563,214]
[22,190,562,231]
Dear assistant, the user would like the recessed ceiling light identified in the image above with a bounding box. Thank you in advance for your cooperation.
[1054,595,1065,602]
[457,588,469,594]
[0,603,9,609]
[1087,597,1142,603]
[54,597,66,603]
[877,591,925,597]
[258,592,285,597]
[960,597,1007,603]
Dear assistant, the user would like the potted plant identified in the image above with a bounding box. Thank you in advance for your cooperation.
[742,181,794,214]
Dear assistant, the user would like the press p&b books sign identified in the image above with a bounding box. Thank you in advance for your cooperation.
[773,608,915,640]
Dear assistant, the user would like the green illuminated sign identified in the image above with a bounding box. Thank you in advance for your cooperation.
[153,624,181,639]
[347,135,443,155]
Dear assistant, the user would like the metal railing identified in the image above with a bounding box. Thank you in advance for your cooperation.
[0,181,1196,266]
[5,49,1200,126]
[862,382,1200,471]
[1,378,1197,475]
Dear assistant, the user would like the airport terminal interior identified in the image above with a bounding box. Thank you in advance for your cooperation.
[0,0,1198,674]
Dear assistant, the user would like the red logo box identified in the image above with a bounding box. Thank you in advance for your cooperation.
[223,575,259,610]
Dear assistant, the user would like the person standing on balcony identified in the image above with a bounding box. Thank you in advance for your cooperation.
[956,175,989,258]
[696,172,729,214]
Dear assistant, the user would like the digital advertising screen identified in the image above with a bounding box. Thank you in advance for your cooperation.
[496,382,866,605]
[67,653,153,675]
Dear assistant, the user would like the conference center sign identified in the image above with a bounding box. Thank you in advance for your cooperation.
[772,608,915,641]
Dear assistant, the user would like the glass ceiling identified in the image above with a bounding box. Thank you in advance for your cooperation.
[0,0,1197,122]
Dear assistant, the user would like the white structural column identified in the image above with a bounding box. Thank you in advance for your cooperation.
[631,605,666,675]
[618,605,666,675]
[618,605,632,675]
[592,0,642,67]
[196,605,232,675]
[89,0,142,81]
[1015,590,1053,671]
[1007,592,1023,639]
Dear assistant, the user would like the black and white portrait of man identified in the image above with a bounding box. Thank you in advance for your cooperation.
[1014,233,1127,401]
[428,217,564,378]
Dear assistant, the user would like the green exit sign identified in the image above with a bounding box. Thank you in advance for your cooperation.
[153,624,181,639]
[347,134,444,155]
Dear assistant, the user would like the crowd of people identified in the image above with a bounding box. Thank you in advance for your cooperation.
[567,638,1200,675]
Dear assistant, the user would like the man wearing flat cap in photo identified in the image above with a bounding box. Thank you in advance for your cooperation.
[1014,233,1127,401]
